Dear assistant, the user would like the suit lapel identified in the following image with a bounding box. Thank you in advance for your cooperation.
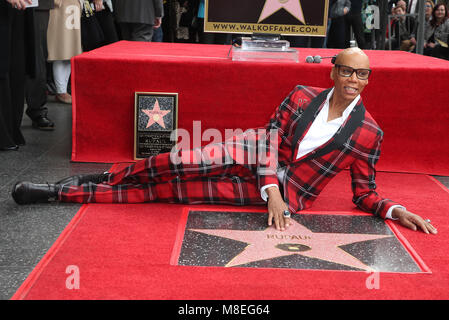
[299,99,366,163]
[291,88,331,160]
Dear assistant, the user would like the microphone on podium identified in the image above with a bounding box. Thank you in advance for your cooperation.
[305,55,337,64]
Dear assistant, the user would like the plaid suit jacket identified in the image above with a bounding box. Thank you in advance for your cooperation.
[257,85,399,219]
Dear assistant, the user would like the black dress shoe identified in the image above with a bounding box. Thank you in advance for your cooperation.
[32,116,55,131]
[11,182,59,205]
[55,173,109,186]
[0,145,19,151]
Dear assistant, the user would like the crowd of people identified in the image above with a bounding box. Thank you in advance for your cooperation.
[386,0,449,59]
[1,0,448,152]
[171,0,448,55]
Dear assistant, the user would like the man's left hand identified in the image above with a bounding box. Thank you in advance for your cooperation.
[392,207,437,234]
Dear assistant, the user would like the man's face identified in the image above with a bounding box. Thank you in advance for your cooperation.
[331,52,370,103]
[394,7,405,20]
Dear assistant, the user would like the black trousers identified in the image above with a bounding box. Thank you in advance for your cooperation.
[432,45,449,61]
[191,18,231,45]
[345,13,366,49]
[285,36,325,48]
[25,9,49,120]
[327,16,346,49]
[119,22,154,42]
[95,6,119,46]
[0,9,26,148]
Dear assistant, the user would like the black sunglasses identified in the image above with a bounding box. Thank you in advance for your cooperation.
[334,64,372,80]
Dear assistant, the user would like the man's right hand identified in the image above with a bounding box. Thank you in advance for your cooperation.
[266,186,290,231]
[154,17,162,29]
[7,0,32,10]
[94,0,105,11]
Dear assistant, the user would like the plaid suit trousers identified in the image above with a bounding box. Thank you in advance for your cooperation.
[59,136,270,206]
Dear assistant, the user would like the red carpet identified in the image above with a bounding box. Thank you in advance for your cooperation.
[71,42,449,175]
[12,172,449,300]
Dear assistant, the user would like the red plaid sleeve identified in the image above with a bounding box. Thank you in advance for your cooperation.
[256,87,302,190]
[350,124,400,219]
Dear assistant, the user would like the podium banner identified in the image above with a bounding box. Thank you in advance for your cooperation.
[205,0,329,36]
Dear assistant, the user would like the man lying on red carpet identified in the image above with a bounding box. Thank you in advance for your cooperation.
[11,48,437,235]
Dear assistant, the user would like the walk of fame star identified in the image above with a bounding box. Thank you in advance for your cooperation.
[258,0,305,24]
[189,218,393,271]
[142,99,171,129]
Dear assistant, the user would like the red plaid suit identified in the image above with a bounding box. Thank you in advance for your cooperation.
[59,85,400,219]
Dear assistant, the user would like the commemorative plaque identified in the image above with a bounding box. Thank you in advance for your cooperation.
[134,92,178,160]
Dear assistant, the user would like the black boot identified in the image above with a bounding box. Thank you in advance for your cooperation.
[31,115,55,131]
[55,173,109,186]
[11,182,59,205]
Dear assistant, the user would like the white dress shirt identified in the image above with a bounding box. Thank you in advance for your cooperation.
[260,88,403,220]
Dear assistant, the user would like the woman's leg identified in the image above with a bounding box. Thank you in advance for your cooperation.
[52,60,71,94]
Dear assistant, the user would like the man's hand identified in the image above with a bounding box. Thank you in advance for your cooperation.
[94,0,104,11]
[154,17,162,29]
[392,207,437,234]
[266,186,290,231]
[7,0,32,10]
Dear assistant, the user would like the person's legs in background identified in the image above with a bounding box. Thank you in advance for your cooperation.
[199,26,215,44]
[432,45,449,60]
[94,5,119,45]
[6,9,26,148]
[324,18,332,48]
[345,13,366,49]
[152,26,163,42]
[0,76,17,150]
[213,33,231,45]
[52,60,72,104]
[283,35,324,49]
[285,36,309,47]
[310,36,325,48]
[327,16,346,49]
[197,16,231,44]
[120,22,154,42]
[25,9,54,130]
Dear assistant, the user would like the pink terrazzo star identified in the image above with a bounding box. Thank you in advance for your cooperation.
[258,0,306,24]
[189,219,393,271]
[142,99,171,129]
